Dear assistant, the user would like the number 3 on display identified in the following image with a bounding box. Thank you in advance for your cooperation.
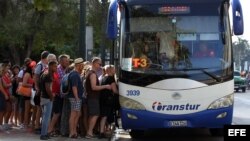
[132,58,147,68]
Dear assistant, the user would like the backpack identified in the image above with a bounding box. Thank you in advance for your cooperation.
[60,72,72,97]
[37,63,48,89]
[35,63,47,105]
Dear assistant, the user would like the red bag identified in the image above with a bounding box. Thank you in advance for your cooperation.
[17,83,31,97]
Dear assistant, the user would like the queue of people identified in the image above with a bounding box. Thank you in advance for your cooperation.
[0,51,120,140]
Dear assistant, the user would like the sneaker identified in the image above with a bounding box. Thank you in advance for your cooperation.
[98,133,106,139]
[34,128,41,134]
[3,124,11,130]
[19,124,25,129]
[0,125,4,131]
[40,135,49,140]
[46,135,51,139]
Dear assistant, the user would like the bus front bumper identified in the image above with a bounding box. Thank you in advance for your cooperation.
[120,107,233,130]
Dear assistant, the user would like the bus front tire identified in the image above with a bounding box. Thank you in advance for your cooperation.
[129,130,145,138]
[242,87,246,92]
[235,88,239,92]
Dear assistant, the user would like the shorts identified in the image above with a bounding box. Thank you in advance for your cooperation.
[69,98,82,112]
[0,94,6,112]
[23,95,30,101]
[87,98,100,116]
[52,95,63,114]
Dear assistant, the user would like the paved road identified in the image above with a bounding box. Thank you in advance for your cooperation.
[232,90,250,124]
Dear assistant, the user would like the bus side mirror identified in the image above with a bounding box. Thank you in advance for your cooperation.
[106,0,118,39]
[232,0,244,35]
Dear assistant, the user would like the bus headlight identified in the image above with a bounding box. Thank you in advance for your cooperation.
[208,94,234,109]
[120,96,146,110]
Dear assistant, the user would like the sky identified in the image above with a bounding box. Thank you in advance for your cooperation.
[232,0,249,42]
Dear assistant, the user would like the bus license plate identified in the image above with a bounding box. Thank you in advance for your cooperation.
[169,120,187,127]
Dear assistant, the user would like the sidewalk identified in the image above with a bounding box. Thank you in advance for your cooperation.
[0,126,110,141]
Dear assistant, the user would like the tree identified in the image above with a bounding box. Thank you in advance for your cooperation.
[0,0,80,65]
[86,0,111,57]
[233,37,250,70]
[0,0,112,65]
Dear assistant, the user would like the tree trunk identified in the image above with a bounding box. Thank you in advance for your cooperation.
[8,45,21,65]
[26,36,34,58]
[8,35,34,66]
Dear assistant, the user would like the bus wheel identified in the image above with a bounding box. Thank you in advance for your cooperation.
[242,87,246,92]
[235,88,239,92]
[129,130,145,138]
[209,128,223,136]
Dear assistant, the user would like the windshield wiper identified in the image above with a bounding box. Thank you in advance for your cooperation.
[181,68,222,82]
[201,69,222,82]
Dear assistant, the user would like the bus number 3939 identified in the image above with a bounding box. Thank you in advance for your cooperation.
[126,90,140,96]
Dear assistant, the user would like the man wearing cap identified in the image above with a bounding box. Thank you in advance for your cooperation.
[67,58,85,138]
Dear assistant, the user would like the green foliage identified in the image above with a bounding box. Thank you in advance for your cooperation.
[0,0,113,64]
[233,37,250,70]
[34,0,53,11]
[86,0,112,55]
[0,0,80,64]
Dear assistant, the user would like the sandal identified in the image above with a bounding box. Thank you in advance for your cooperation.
[69,134,78,139]
[48,131,59,137]
[85,134,95,139]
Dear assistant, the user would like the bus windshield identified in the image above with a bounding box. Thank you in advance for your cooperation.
[121,3,232,75]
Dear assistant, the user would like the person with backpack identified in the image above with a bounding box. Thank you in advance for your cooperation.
[60,61,73,137]
[33,51,49,133]
[48,54,69,137]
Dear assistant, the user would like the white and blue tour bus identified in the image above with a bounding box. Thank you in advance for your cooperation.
[106,0,244,138]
